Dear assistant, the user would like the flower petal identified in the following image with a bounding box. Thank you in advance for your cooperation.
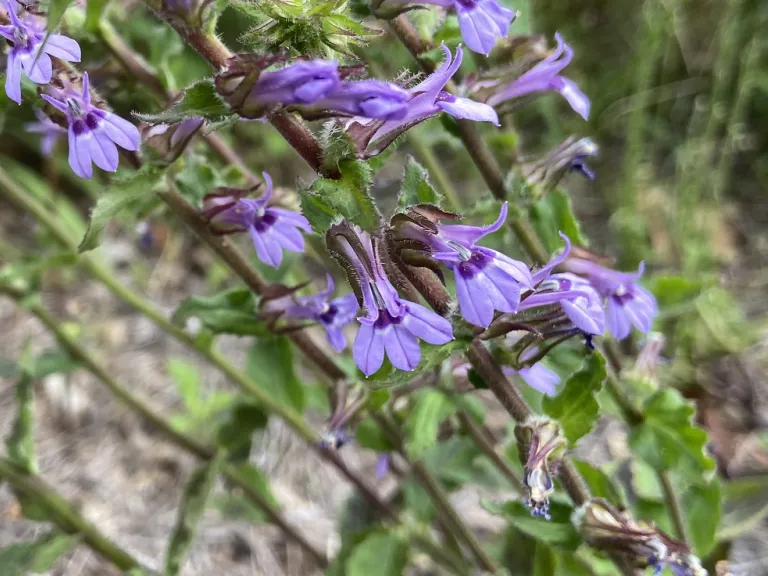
[43,34,81,62]
[384,322,421,372]
[354,322,385,377]
[100,111,140,151]
[325,326,347,352]
[86,127,119,172]
[249,226,284,268]
[272,222,306,253]
[606,297,631,340]
[437,94,499,124]
[531,232,571,285]
[550,76,590,120]
[269,207,312,232]
[4,52,22,104]
[519,363,560,396]
[67,129,93,179]
[454,267,494,328]
[18,48,52,84]
[561,298,604,335]
[401,301,454,344]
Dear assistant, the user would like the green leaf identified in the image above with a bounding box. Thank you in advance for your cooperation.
[369,338,471,389]
[345,531,408,576]
[246,336,305,413]
[354,418,394,452]
[630,459,664,501]
[717,475,768,541]
[529,189,588,252]
[629,388,716,483]
[647,275,704,308]
[85,0,110,32]
[533,542,557,576]
[396,156,443,211]
[46,0,76,32]
[542,353,606,444]
[168,358,203,414]
[78,167,164,252]
[302,160,379,232]
[135,80,232,124]
[682,478,720,556]
[165,456,223,576]
[172,289,268,337]
[28,350,79,379]
[211,493,268,525]
[483,500,581,550]
[299,192,341,233]
[6,373,37,474]
[216,401,268,461]
[222,461,278,509]
[571,460,625,507]
[0,531,79,576]
[404,389,457,459]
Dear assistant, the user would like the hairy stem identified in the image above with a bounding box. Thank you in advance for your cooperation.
[0,457,146,572]
[660,471,687,541]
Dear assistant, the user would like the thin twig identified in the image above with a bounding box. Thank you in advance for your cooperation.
[0,457,148,572]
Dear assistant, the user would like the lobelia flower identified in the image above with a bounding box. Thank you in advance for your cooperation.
[25,109,66,155]
[517,234,605,335]
[328,224,453,376]
[376,453,390,479]
[202,172,311,268]
[313,80,409,121]
[1,0,81,104]
[261,274,359,351]
[503,355,560,396]
[486,33,590,120]
[41,74,140,179]
[251,60,341,106]
[522,136,599,189]
[398,202,532,328]
[384,0,515,55]
[514,419,565,519]
[564,257,657,341]
[143,117,204,162]
[363,44,499,146]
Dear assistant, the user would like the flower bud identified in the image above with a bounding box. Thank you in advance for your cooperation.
[515,418,566,519]
[143,117,204,163]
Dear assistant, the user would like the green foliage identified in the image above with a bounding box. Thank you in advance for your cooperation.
[236,0,379,57]
[396,156,443,211]
[85,0,110,32]
[717,474,768,541]
[246,336,305,413]
[483,500,581,550]
[135,80,232,124]
[629,388,716,483]
[368,339,472,389]
[79,167,164,252]
[216,401,268,461]
[165,455,223,576]
[173,288,269,337]
[404,389,457,459]
[6,372,37,474]
[529,189,588,251]
[345,531,409,576]
[571,460,625,507]
[682,478,720,556]
[0,531,79,576]
[301,160,379,234]
[354,418,394,452]
[542,353,606,444]
[214,462,278,524]
[168,358,237,439]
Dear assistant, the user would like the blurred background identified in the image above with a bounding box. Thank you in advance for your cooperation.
[1,0,767,574]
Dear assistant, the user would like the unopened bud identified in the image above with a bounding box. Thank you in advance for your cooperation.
[515,418,566,520]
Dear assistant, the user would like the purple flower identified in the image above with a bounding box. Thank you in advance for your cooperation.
[486,33,590,120]
[366,44,499,145]
[250,60,341,106]
[202,172,311,268]
[504,362,559,396]
[25,109,66,155]
[400,203,532,328]
[384,0,514,55]
[564,257,657,341]
[376,453,390,479]
[262,274,359,351]
[315,80,410,121]
[1,0,81,104]
[330,225,454,376]
[517,235,605,335]
[41,74,140,179]
[144,117,205,162]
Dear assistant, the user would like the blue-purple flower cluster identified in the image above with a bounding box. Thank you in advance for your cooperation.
[2,0,140,178]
